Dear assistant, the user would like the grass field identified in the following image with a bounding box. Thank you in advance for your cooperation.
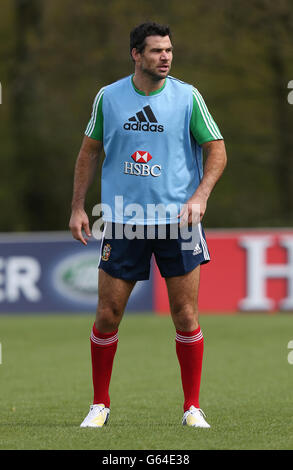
[0,313,292,450]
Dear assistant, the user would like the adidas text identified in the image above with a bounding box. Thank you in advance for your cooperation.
[123,122,164,132]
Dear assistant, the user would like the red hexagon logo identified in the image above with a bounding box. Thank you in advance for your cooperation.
[131,151,153,163]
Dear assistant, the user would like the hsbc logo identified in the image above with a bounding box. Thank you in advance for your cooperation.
[132,151,152,163]
[124,151,162,177]
[123,105,164,133]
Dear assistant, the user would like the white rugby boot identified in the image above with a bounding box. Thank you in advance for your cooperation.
[80,404,110,428]
[182,406,210,428]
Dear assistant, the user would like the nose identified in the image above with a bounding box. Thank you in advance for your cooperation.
[160,51,168,60]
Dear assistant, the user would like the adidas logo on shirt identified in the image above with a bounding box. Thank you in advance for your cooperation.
[123,105,164,132]
[193,243,202,256]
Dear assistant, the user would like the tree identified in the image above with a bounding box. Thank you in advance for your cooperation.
[0,0,292,231]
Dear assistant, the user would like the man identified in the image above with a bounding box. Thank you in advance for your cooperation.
[69,22,227,429]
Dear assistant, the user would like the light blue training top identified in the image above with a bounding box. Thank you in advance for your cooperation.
[85,75,223,224]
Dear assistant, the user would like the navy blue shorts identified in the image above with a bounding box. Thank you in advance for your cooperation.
[98,223,210,281]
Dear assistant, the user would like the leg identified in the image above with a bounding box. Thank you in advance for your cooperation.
[95,268,136,332]
[165,265,200,331]
[81,222,151,427]
[90,269,136,408]
[165,266,204,412]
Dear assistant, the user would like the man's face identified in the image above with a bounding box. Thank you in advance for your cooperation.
[135,35,173,80]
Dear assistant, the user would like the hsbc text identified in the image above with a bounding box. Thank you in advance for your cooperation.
[124,161,162,177]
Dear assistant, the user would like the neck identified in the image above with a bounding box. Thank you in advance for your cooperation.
[132,71,166,96]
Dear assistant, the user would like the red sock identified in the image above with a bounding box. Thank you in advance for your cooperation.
[90,323,118,408]
[175,326,204,412]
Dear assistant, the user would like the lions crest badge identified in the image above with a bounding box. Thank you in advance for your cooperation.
[101,243,111,261]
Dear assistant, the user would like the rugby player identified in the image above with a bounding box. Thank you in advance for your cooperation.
[69,22,227,429]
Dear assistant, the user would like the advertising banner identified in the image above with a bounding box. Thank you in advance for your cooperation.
[1,229,292,314]
[0,233,153,313]
[154,229,293,314]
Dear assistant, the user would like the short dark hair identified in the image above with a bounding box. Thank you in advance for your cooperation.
[130,22,171,57]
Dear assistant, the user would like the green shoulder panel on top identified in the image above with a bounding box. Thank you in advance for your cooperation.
[84,87,104,141]
[190,88,223,145]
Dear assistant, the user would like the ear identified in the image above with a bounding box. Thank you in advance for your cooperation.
[131,48,140,63]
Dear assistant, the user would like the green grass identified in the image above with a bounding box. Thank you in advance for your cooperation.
[0,313,293,450]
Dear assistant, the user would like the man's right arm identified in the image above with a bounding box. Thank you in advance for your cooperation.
[69,136,103,245]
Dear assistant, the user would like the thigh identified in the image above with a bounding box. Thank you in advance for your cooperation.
[165,265,200,331]
[99,223,153,281]
[153,223,210,278]
[96,268,136,332]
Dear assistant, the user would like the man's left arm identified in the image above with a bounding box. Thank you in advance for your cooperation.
[179,87,227,225]
[179,139,227,224]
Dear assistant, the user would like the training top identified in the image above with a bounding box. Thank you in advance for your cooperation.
[85,75,223,225]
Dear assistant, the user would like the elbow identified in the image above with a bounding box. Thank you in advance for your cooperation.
[223,151,228,171]
[220,140,228,170]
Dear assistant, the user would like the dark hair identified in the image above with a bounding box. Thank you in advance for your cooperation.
[130,22,172,57]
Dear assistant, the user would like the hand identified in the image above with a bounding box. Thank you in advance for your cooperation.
[69,208,91,245]
[178,194,207,227]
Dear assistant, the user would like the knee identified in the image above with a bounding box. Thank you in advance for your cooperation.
[96,303,123,332]
[171,303,198,331]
